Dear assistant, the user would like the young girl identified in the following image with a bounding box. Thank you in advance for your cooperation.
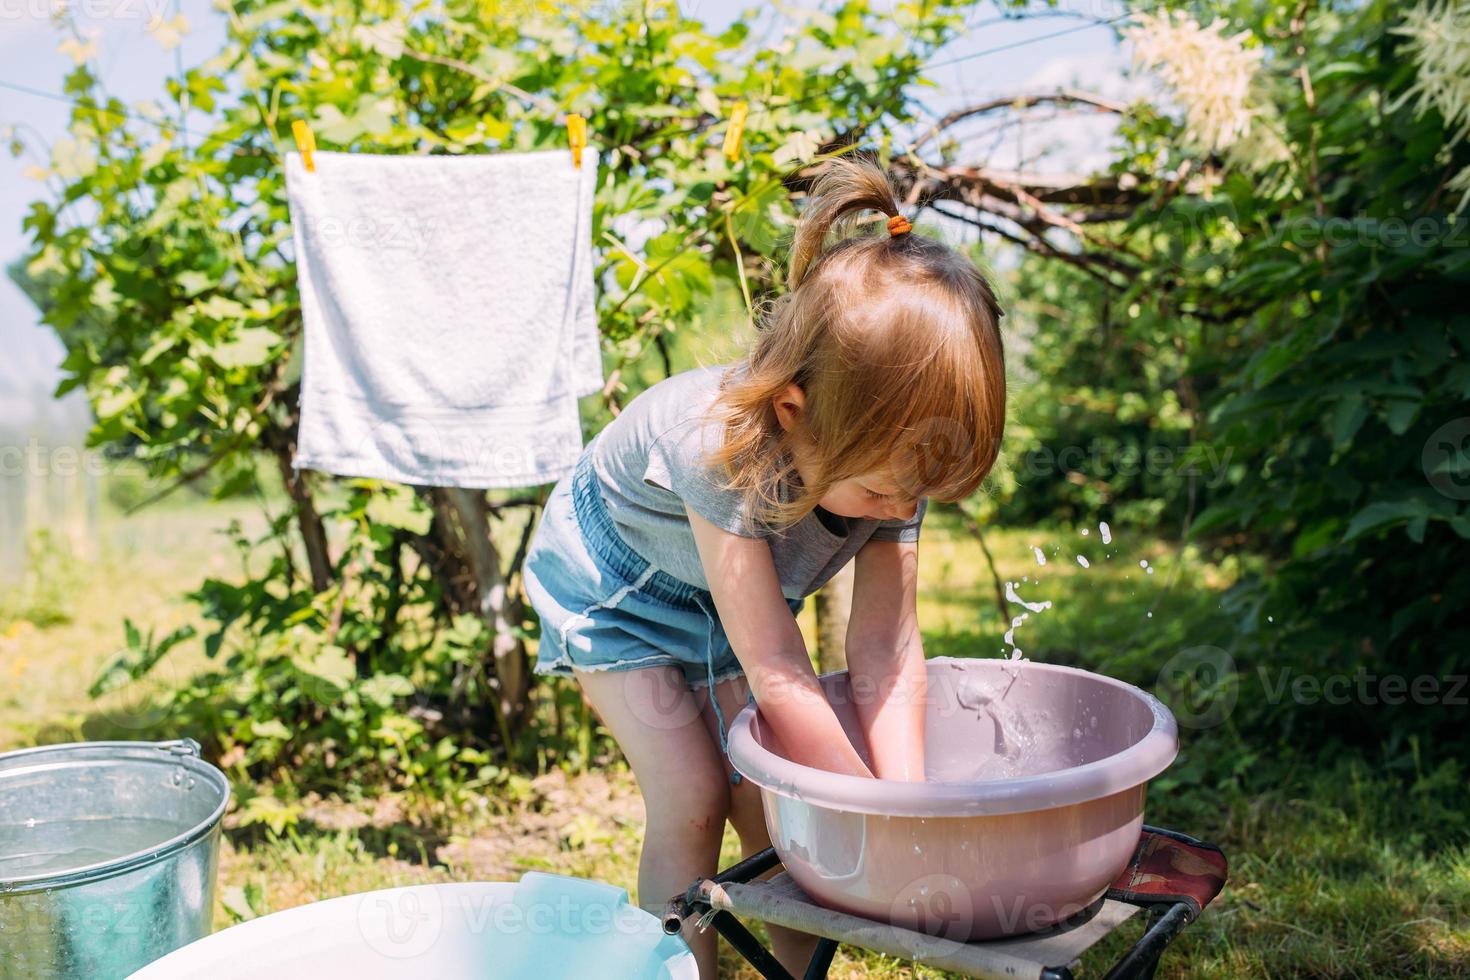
[522,155,1006,976]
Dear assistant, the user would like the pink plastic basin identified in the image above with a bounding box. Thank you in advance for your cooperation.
[727,657,1178,940]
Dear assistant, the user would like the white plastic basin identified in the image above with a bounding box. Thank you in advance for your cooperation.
[128,874,696,979]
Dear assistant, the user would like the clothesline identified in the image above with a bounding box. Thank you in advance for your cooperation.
[0,5,1145,167]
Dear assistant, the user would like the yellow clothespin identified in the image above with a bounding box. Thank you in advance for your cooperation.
[566,113,587,169]
[291,119,317,173]
[722,101,748,162]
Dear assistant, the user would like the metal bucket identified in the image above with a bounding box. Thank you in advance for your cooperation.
[0,739,231,979]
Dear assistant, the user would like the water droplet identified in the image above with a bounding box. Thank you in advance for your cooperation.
[1139,559,1149,569]
[1147,611,1153,618]
[1080,528,1089,536]
[1031,546,1047,566]
[1099,522,1112,545]
[1076,555,1090,569]
[1003,583,1051,659]
[1146,567,1155,575]
[1267,615,1274,623]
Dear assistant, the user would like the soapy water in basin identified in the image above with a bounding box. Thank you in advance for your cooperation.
[925,666,1086,782]
[0,815,182,878]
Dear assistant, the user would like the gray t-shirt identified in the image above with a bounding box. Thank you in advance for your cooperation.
[588,362,927,599]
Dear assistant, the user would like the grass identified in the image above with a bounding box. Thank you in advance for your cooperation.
[1,475,1466,978]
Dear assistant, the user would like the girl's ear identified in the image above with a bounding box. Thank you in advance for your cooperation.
[771,383,806,432]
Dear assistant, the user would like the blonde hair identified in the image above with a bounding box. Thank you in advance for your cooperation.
[705,153,1007,531]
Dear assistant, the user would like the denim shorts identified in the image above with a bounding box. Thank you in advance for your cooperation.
[523,450,803,781]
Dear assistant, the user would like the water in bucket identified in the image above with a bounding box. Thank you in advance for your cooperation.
[0,816,185,878]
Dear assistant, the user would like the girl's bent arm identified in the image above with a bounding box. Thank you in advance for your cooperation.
[845,538,927,781]
[686,507,874,779]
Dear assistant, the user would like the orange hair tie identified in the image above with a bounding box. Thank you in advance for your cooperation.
[887,213,912,237]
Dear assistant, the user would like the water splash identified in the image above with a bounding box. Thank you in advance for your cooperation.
[1006,581,1053,615]
[1002,582,1052,659]
[1002,612,1029,659]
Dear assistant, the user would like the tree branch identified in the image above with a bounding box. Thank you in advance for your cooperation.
[910,90,1131,154]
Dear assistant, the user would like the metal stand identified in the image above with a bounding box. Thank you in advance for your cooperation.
[664,826,1219,980]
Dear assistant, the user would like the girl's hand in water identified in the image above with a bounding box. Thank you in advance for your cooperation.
[687,507,874,778]
[845,537,928,782]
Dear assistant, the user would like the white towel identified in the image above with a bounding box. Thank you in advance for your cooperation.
[286,147,602,489]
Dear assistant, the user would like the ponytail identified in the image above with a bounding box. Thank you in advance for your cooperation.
[787,153,908,290]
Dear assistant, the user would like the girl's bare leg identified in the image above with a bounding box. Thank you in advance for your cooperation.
[573,665,731,980]
[701,674,821,975]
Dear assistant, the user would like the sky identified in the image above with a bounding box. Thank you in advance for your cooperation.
[0,0,1136,435]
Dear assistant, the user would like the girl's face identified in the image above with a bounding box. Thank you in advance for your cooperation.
[772,383,921,524]
[818,473,920,523]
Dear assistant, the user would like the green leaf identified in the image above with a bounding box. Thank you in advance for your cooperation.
[771,129,822,167]
[1293,519,1340,557]
[298,646,357,693]
[1343,500,1429,542]
[235,795,302,836]
[1330,395,1367,448]
[177,271,214,296]
[1188,503,1237,538]
[250,718,291,740]
[359,674,415,708]
[1382,399,1419,436]
[211,327,280,369]
[197,295,248,320]
[366,485,432,534]
[89,621,197,697]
